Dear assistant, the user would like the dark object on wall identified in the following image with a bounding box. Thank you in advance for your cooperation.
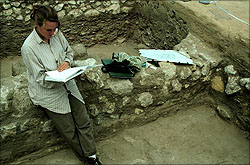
[101,59,135,79]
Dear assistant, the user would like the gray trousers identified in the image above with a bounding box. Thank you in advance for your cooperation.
[44,94,96,161]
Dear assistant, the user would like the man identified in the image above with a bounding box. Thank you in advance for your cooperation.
[21,5,101,165]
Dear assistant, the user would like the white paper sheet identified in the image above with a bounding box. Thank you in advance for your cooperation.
[139,49,193,65]
[45,65,102,82]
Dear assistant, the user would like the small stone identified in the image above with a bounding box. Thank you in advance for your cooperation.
[3,4,11,9]
[12,7,22,15]
[58,10,65,19]
[106,4,120,14]
[179,66,192,79]
[84,9,100,17]
[106,102,115,114]
[16,15,23,21]
[201,62,210,76]
[225,76,241,95]
[3,8,13,16]
[224,65,237,75]
[240,78,250,90]
[68,0,76,5]
[172,79,182,92]
[95,1,102,6]
[54,4,64,12]
[88,104,99,117]
[123,135,135,143]
[26,5,33,10]
[42,1,49,6]
[245,83,250,90]
[192,70,201,81]
[122,96,130,107]
[216,105,233,120]
[138,92,153,107]
[110,114,119,119]
[42,120,55,132]
[11,2,20,7]
[68,9,83,17]
[103,1,111,7]
[0,122,17,140]
[211,76,224,93]
[111,0,119,4]
[240,78,250,86]
[25,15,30,22]
[135,108,144,115]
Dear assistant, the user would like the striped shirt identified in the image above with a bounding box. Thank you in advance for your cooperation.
[21,28,84,114]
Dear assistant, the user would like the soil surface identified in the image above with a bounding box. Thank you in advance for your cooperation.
[2,1,249,164]
[26,105,249,164]
[177,0,249,38]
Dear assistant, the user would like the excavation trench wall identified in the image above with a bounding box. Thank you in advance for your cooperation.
[0,0,249,164]
[0,0,187,58]
[172,2,250,75]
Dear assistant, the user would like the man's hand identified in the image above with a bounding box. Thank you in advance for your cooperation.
[57,61,70,72]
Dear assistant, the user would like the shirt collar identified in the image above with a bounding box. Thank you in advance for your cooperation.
[32,28,44,44]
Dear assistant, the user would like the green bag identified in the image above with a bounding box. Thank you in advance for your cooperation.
[112,52,142,73]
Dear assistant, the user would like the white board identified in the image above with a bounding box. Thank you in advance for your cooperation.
[139,49,194,65]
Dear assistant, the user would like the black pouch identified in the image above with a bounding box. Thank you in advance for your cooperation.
[101,59,135,79]
[101,59,133,74]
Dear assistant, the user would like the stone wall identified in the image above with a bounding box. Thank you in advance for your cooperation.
[0,0,188,58]
[0,0,135,57]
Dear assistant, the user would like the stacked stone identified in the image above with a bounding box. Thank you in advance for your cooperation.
[1,0,135,23]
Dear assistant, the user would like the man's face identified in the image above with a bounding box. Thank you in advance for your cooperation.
[36,21,58,41]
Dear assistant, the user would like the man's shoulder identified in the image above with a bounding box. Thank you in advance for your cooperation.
[22,30,39,49]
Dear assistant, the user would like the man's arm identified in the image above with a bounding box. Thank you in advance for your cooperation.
[21,45,63,88]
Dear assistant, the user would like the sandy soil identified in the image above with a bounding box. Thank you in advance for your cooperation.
[26,105,249,164]
[3,1,250,164]
[177,0,249,39]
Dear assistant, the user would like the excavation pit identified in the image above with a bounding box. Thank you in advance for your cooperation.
[0,1,249,164]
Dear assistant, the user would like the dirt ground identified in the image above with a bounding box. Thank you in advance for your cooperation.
[177,0,249,39]
[25,105,249,164]
[2,1,249,164]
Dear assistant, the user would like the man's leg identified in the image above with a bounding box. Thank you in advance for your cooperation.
[44,109,85,161]
[68,94,97,158]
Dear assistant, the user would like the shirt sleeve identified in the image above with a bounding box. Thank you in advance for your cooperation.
[21,45,63,88]
[58,31,74,66]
